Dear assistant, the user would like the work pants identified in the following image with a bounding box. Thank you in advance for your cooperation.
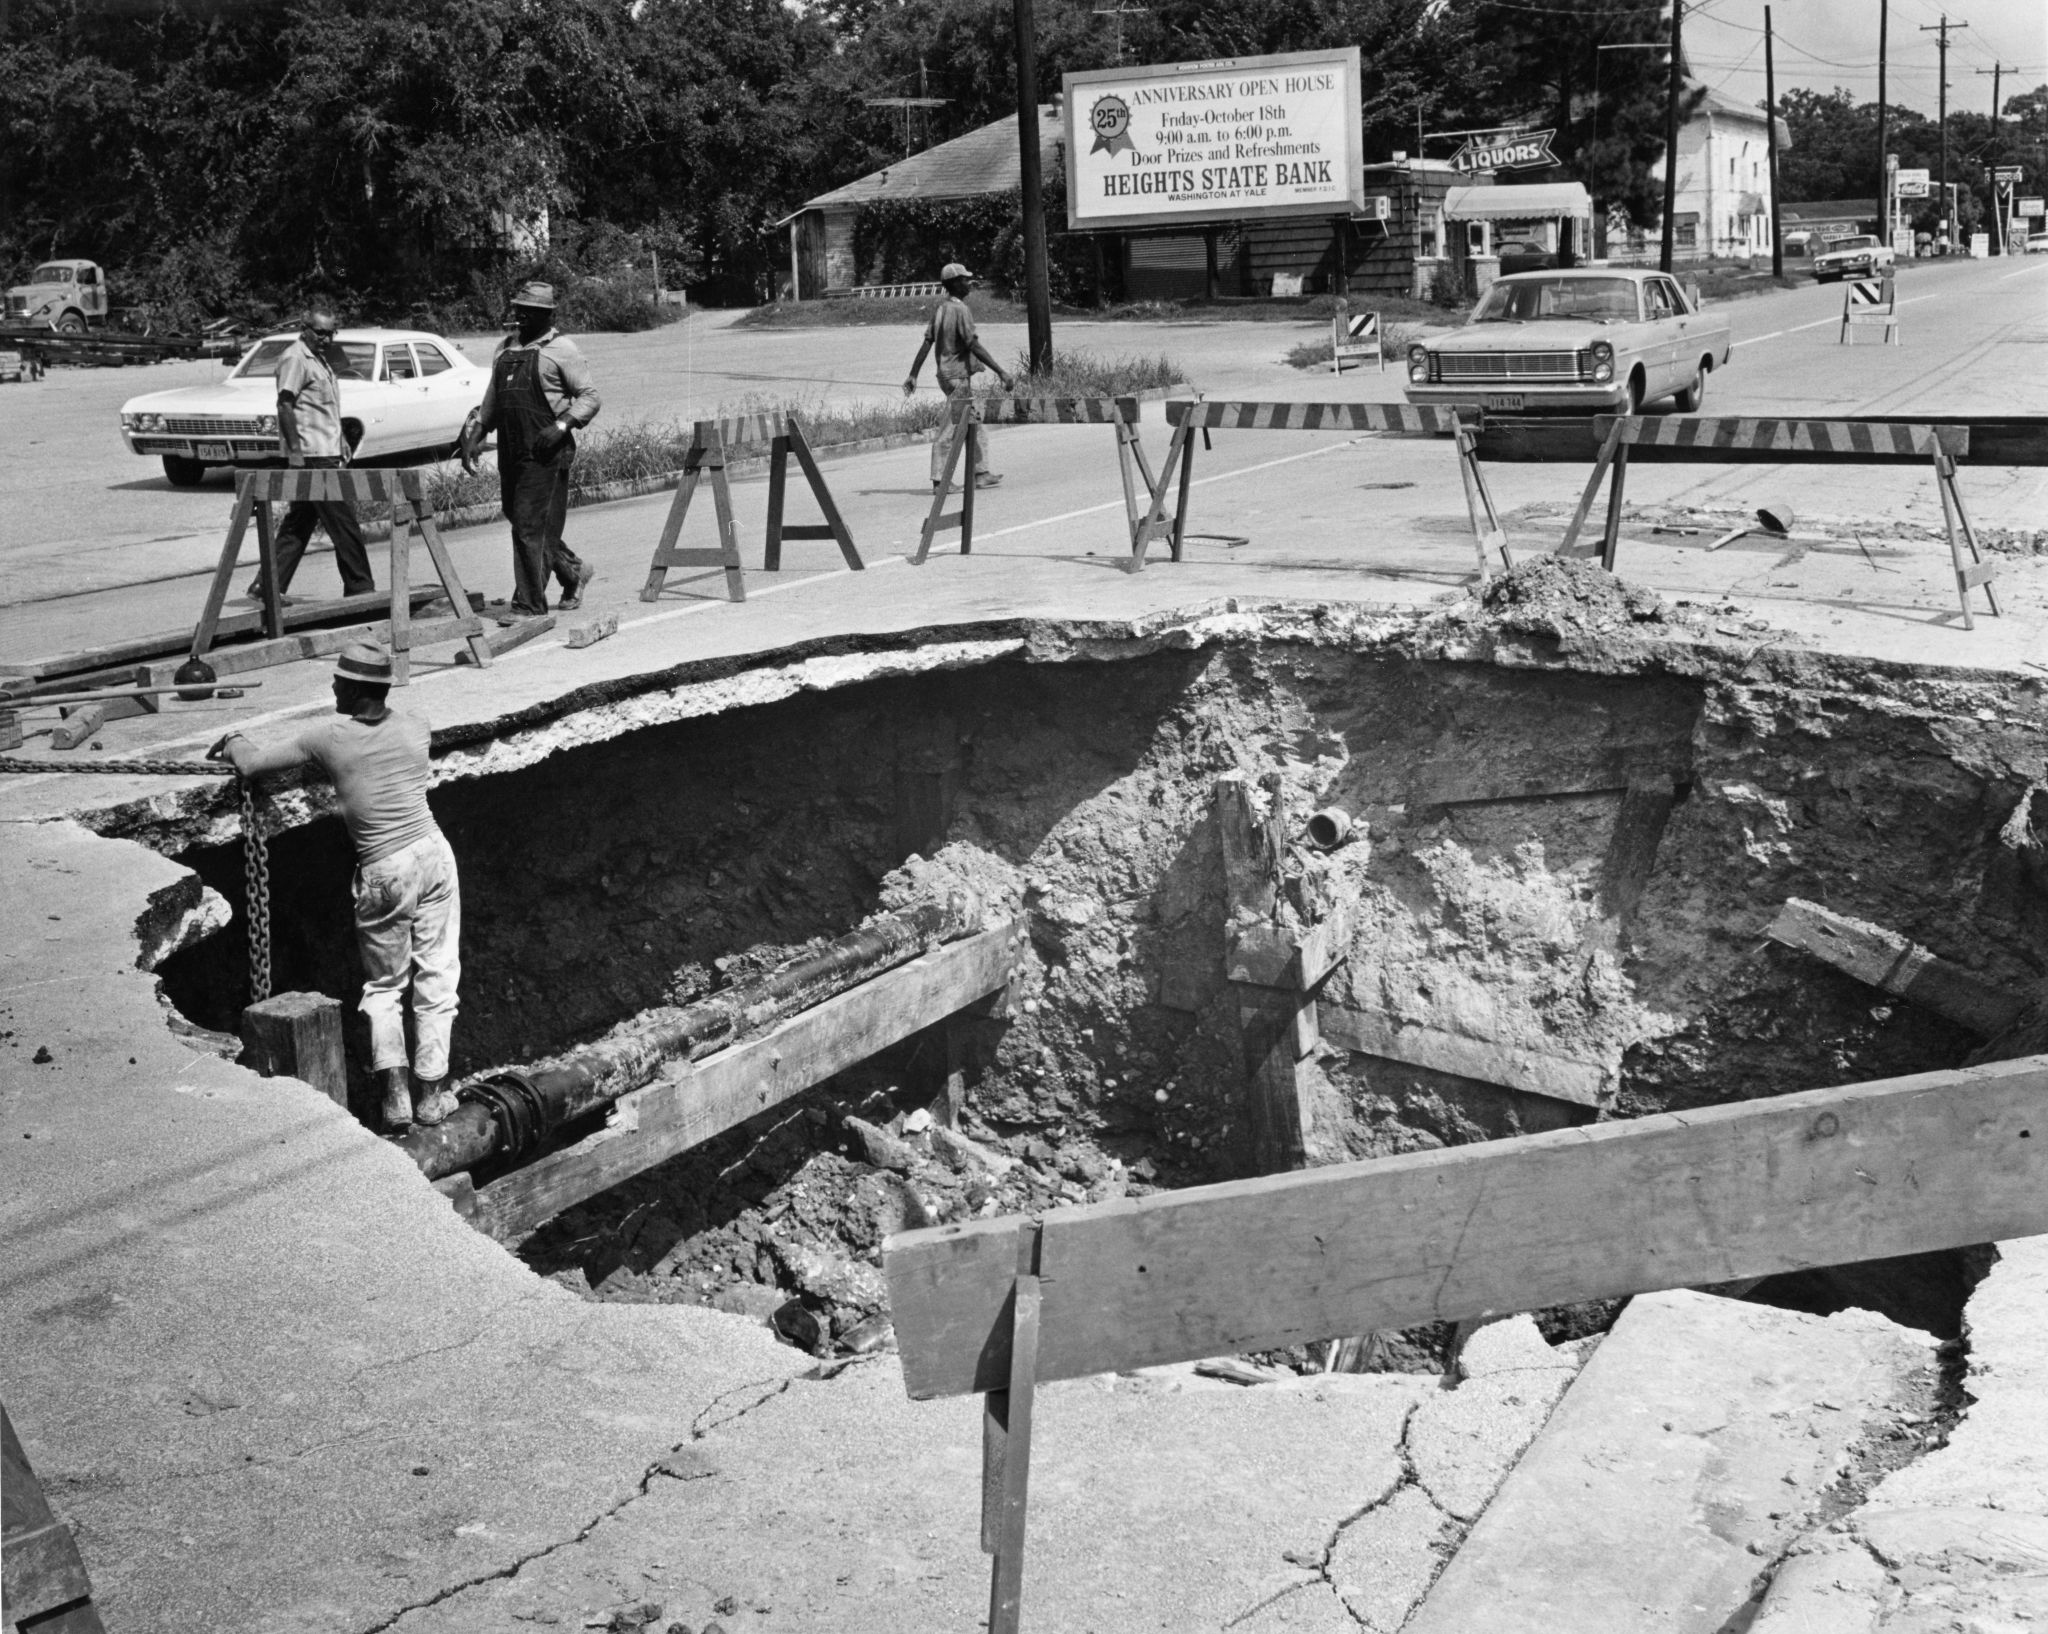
[929,366,993,486]
[354,830,462,1082]
[261,456,374,597]
[502,459,585,615]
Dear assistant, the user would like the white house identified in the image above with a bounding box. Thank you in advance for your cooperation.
[1616,84,1790,261]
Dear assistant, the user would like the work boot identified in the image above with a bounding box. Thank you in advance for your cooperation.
[557,561,598,611]
[973,471,1003,489]
[413,1077,459,1126]
[380,1067,412,1131]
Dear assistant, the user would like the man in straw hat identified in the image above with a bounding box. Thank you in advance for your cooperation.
[212,642,462,1133]
[458,280,603,618]
[904,262,1014,491]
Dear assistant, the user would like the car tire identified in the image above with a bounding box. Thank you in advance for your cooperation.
[1673,362,1708,414]
[162,455,207,487]
[1621,372,1643,417]
[55,310,86,335]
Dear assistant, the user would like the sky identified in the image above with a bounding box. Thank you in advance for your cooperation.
[1681,0,2047,120]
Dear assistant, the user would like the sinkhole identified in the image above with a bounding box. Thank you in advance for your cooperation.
[147,622,2045,1361]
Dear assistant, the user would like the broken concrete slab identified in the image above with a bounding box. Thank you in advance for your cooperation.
[1405,1289,1933,1634]
[1408,1367,1578,1524]
[1328,1481,1459,1632]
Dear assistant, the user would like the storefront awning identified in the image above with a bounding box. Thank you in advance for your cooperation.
[1444,183,1593,222]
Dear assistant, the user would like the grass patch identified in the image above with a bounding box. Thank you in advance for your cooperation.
[993,345,1188,397]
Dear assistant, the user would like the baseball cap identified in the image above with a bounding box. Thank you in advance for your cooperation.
[940,263,973,282]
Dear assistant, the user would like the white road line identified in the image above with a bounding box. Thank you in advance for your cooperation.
[2001,260,2048,280]
[1734,291,1941,347]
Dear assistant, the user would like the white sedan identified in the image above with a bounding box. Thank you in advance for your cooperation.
[118,327,490,487]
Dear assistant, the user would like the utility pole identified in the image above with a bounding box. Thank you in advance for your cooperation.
[1765,6,1783,278]
[1014,0,1054,373]
[1920,14,1967,250]
[1977,64,2012,252]
[1876,0,1889,241]
[1660,0,1684,272]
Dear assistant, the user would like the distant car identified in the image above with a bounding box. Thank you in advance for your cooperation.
[1810,233,1895,282]
[1496,240,1556,276]
[1403,268,1732,416]
[2028,232,2048,255]
[118,327,490,487]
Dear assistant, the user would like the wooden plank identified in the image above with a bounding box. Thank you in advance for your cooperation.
[1405,741,1688,808]
[456,614,555,665]
[1318,1001,1609,1106]
[1766,898,2024,1039]
[985,1270,1041,1634]
[464,924,1020,1242]
[884,1056,2048,1400]
[239,991,348,1105]
[1583,773,1678,961]
[138,613,483,689]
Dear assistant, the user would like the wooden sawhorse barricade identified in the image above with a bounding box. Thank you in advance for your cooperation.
[1133,400,1509,579]
[641,412,862,604]
[913,396,1155,565]
[191,468,493,681]
[1841,276,1900,345]
[4,1401,106,1632]
[1557,415,1998,627]
[884,1057,2048,1633]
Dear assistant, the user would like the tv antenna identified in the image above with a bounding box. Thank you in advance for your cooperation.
[865,58,949,157]
[1092,0,1147,65]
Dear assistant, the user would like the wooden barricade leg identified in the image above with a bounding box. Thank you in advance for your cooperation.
[1114,417,1143,548]
[191,484,257,660]
[706,426,747,601]
[405,478,493,668]
[254,500,285,638]
[982,1229,1042,1634]
[1599,443,1631,573]
[1172,427,1200,561]
[913,411,974,566]
[1454,420,1512,580]
[3,1402,107,1633]
[1933,448,2000,629]
[960,422,977,555]
[641,436,707,600]
[1557,418,1627,557]
[783,417,863,570]
[639,429,746,602]
[764,434,790,571]
[388,496,413,684]
[1126,421,1188,573]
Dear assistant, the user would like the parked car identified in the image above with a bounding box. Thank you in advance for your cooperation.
[1810,233,1895,282]
[1403,268,1732,416]
[1496,240,1556,276]
[118,327,490,487]
[2027,232,2048,255]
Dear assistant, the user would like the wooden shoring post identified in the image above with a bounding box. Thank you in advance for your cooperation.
[1932,445,2000,627]
[768,414,863,572]
[1454,416,1511,579]
[981,1224,1043,1634]
[1556,416,1628,559]
[913,408,978,565]
[639,424,746,602]
[239,991,348,1105]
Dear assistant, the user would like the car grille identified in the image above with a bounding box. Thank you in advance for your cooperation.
[159,415,265,435]
[132,436,279,456]
[4,297,25,317]
[1438,352,1581,382]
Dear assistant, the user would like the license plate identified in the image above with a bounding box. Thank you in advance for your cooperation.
[1483,394,1524,411]
[196,441,232,460]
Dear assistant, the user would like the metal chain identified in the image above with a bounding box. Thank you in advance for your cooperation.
[0,757,231,776]
[239,774,273,1003]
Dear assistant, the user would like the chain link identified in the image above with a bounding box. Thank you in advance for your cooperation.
[239,774,273,1003]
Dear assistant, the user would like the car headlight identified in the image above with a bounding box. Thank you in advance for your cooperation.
[125,412,163,432]
[1588,342,1614,384]
[1407,344,1430,383]
[121,412,138,431]
[256,414,278,435]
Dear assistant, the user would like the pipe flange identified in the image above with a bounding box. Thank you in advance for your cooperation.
[458,1069,549,1161]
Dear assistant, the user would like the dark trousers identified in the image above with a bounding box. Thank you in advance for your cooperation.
[259,456,374,596]
[502,460,584,614]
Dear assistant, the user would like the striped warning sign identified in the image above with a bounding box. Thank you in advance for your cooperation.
[1603,415,1961,458]
[1847,278,1890,306]
[241,467,422,504]
[1167,400,1461,436]
[976,396,1140,426]
[1840,276,1899,344]
[1331,309,1383,373]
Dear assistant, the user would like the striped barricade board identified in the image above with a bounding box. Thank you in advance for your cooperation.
[1331,310,1383,373]
[1134,399,1506,581]
[912,398,1153,566]
[643,412,862,600]
[1558,415,1996,628]
[1841,276,1900,345]
[191,466,494,678]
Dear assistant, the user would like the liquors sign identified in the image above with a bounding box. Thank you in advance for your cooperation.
[1063,49,1365,231]
[1449,129,1559,173]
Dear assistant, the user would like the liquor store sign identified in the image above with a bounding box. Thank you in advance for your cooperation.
[1449,128,1558,173]
[1063,49,1365,231]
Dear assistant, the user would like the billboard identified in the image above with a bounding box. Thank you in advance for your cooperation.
[1063,49,1364,232]
[1895,167,1930,198]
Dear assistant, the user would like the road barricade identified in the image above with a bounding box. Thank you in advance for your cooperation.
[190,467,496,682]
[641,411,862,604]
[912,396,1154,566]
[1555,414,1998,627]
[1331,308,1383,373]
[1134,400,1507,579]
[1840,276,1900,345]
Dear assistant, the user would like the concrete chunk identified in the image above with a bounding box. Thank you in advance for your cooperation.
[1405,1290,1932,1634]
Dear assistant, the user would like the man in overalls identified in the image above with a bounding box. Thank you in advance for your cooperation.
[459,281,602,617]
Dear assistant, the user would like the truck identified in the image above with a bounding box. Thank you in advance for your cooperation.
[3,258,111,332]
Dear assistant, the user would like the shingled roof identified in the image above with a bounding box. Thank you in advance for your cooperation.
[799,107,1064,212]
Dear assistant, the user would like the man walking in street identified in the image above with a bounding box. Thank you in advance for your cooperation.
[904,263,1015,491]
[459,281,601,618]
[250,300,375,602]
[213,643,461,1134]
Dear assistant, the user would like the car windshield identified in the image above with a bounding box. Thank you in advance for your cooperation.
[232,338,378,380]
[1826,236,1876,251]
[31,265,73,283]
[1472,276,1639,324]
